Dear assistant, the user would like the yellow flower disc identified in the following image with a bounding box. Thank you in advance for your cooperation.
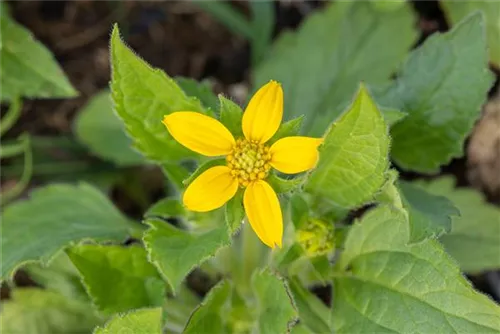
[226,138,272,187]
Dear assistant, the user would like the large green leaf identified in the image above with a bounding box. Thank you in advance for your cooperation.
[0,288,100,334]
[252,270,298,333]
[254,1,416,136]
[288,278,331,333]
[333,205,500,333]
[143,219,230,292]
[0,183,137,281]
[67,244,165,315]
[0,5,77,100]
[377,13,494,172]
[24,253,88,301]
[183,281,231,334]
[110,24,207,162]
[305,85,390,209]
[419,177,500,273]
[74,90,145,166]
[399,181,459,243]
[441,1,500,68]
[93,308,162,334]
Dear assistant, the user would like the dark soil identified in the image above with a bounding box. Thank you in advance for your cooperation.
[2,0,499,306]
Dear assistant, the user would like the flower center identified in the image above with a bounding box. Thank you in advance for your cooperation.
[226,138,272,187]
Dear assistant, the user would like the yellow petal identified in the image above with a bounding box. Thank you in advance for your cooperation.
[242,80,283,144]
[163,112,235,156]
[269,136,323,174]
[243,180,283,248]
[183,166,238,212]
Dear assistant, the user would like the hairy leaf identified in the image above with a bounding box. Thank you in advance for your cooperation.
[93,308,162,334]
[441,2,500,68]
[419,177,500,273]
[0,6,77,100]
[183,281,231,334]
[252,270,298,333]
[305,85,390,209]
[334,205,500,333]
[110,25,208,162]
[254,1,416,136]
[377,13,494,172]
[399,181,459,243]
[1,183,136,281]
[144,219,230,292]
[67,244,165,315]
[289,278,331,333]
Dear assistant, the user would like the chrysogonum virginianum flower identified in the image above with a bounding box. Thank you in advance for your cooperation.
[162,81,322,248]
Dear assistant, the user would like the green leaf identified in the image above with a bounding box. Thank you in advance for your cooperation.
[268,173,306,194]
[145,197,185,219]
[219,96,243,138]
[144,219,230,292]
[374,169,403,209]
[369,0,406,11]
[289,193,309,229]
[67,244,165,315]
[193,1,253,39]
[1,183,137,281]
[225,189,244,234]
[276,244,306,271]
[24,253,88,301]
[441,2,500,68]
[254,1,416,136]
[93,308,162,334]
[183,158,226,186]
[399,181,460,243]
[291,322,314,334]
[418,177,500,273]
[333,205,500,333]
[249,1,275,65]
[288,278,331,334]
[252,270,298,333]
[74,90,145,166]
[183,281,231,334]
[376,13,494,172]
[305,85,390,209]
[269,116,304,144]
[176,77,219,112]
[380,107,407,126]
[110,24,208,163]
[0,7,77,100]
[0,288,100,334]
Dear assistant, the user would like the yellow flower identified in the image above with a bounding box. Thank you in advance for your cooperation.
[162,81,322,248]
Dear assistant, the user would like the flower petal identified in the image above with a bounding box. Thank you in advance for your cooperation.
[270,136,323,174]
[183,166,238,212]
[243,180,283,248]
[242,80,283,144]
[163,112,235,156]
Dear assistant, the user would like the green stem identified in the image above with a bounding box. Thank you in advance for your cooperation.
[237,220,267,295]
[1,134,33,205]
[0,141,25,158]
[0,97,22,137]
